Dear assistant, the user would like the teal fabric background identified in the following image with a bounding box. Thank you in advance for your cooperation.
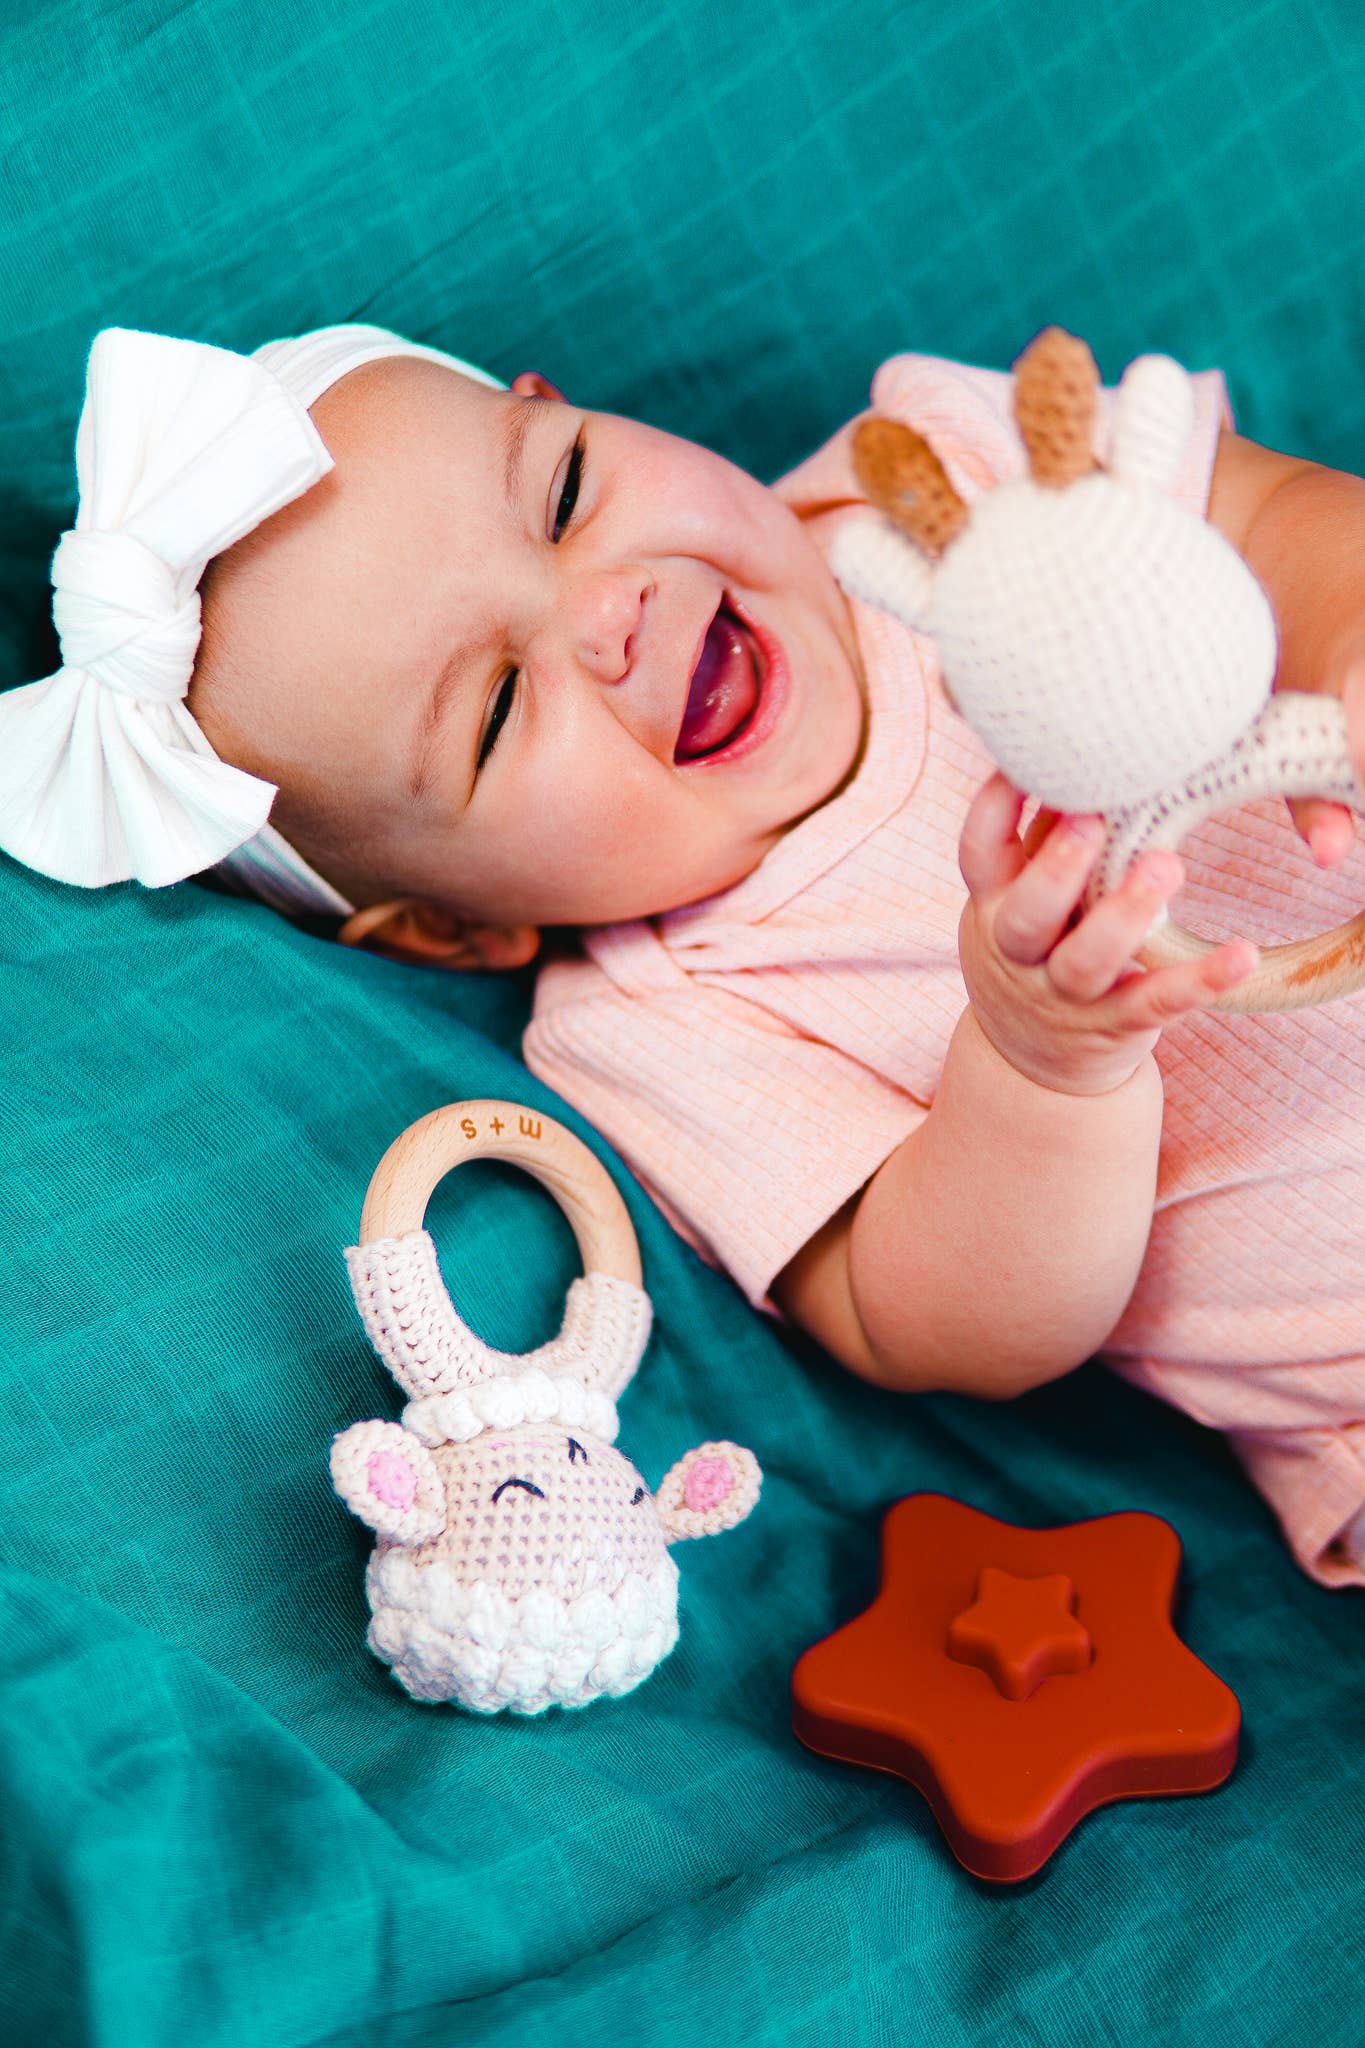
[2,2,1363,2042]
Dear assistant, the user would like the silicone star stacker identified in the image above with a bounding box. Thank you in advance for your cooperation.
[791,1494,1241,1882]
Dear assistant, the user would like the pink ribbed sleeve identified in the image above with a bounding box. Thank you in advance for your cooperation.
[524,969,927,1321]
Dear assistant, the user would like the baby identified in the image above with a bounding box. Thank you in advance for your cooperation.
[6,321,1365,1591]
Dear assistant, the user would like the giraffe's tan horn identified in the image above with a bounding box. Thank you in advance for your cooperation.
[1013,326,1100,486]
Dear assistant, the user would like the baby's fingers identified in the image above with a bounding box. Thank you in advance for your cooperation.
[1044,850,1185,1004]
[1285,648,1365,863]
[958,773,1030,897]
[1106,938,1260,1030]
[961,785,1098,896]
[1286,794,1355,868]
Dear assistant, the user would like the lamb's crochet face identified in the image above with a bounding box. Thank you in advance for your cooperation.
[345,1424,761,1713]
[189,354,868,930]
[423,1425,667,1600]
[333,1393,762,1712]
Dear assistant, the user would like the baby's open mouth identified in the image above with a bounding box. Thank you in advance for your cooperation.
[674,597,763,763]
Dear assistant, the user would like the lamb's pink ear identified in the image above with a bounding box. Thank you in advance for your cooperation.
[330,1421,446,1545]
[654,1441,762,1544]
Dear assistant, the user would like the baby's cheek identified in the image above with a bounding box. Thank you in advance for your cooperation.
[624,424,766,555]
[485,767,655,923]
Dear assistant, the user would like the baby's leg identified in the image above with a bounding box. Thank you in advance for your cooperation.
[1227,1421,1365,1590]
[1099,1007,1365,1590]
[1340,1501,1365,1573]
[1106,1350,1365,1589]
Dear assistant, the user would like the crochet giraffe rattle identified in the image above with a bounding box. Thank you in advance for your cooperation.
[831,325,1365,1013]
[330,1099,761,1715]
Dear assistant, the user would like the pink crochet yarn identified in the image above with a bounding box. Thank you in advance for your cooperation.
[367,1450,417,1512]
[684,1456,735,1514]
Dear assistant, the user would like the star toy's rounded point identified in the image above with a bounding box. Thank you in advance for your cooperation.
[791,1494,1240,1883]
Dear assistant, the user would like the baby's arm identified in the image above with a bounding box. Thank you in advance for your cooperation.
[777,425,1365,1398]
[775,1007,1163,1401]
[1207,428,1365,863]
[1207,428,1365,700]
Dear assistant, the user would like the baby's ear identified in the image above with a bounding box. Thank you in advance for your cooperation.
[510,370,567,403]
[337,898,541,972]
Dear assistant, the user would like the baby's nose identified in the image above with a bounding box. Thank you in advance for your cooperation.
[570,569,648,681]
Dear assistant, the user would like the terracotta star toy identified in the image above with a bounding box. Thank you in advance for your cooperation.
[791,1494,1241,1882]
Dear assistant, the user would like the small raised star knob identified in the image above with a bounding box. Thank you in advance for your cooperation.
[947,1567,1093,1701]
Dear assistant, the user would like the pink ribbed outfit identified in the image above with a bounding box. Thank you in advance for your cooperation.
[522,351,1365,1591]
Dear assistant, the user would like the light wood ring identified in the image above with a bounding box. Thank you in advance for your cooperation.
[358,1098,642,1286]
[1089,694,1365,1014]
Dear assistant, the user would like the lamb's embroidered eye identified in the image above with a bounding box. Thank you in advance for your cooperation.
[631,1487,645,1505]
[567,1438,588,1463]
[492,1477,546,1505]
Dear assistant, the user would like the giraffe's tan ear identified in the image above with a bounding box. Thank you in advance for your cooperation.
[1013,326,1101,486]
[852,416,969,557]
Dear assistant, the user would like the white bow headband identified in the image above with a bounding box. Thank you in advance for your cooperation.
[0,323,505,918]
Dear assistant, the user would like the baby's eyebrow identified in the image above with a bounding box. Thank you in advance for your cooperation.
[501,392,544,520]
[406,393,546,804]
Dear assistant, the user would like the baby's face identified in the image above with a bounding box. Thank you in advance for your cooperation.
[192,355,868,935]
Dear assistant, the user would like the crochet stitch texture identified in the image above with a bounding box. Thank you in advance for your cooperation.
[332,1215,761,1715]
[830,349,1280,816]
[830,329,1365,982]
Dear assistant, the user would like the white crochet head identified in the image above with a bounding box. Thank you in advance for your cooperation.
[831,334,1279,815]
[331,1228,761,1714]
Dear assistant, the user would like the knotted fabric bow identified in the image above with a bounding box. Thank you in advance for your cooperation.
[0,328,334,888]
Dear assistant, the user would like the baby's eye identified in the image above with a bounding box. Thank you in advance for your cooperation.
[476,429,587,775]
[476,668,517,772]
[550,431,586,543]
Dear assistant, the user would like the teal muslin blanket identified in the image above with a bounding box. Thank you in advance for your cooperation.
[2,1,1363,2042]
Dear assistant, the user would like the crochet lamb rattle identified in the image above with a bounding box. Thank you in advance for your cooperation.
[330,1099,761,1715]
[832,325,1365,1013]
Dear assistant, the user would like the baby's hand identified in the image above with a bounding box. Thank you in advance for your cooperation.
[1283,638,1365,866]
[957,775,1260,1097]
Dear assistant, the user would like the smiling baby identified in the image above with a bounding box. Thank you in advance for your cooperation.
[6,319,1365,1590]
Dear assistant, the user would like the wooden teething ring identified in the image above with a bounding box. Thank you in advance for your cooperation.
[1092,694,1365,1014]
[357,1098,642,1285]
